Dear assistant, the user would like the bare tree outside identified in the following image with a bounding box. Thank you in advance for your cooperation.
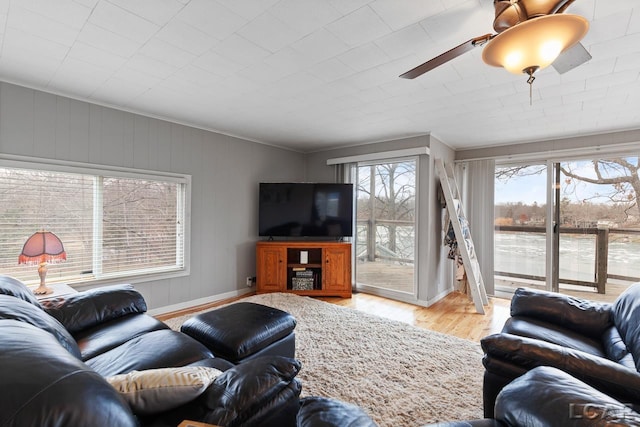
[0,168,94,279]
[103,177,179,273]
[495,158,640,227]
[0,167,183,284]
[561,158,640,222]
[355,160,416,294]
[357,162,416,261]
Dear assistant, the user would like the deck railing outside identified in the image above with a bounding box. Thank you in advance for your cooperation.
[354,221,640,296]
[356,219,415,265]
[495,225,640,293]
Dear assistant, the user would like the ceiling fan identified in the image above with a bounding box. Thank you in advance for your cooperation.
[400,0,591,84]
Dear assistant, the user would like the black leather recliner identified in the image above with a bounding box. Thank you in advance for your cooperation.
[481,283,640,418]
[426,365,640,426]
[0,274,302,427]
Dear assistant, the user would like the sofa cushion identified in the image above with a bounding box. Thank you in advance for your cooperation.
[510,287,612,339]
[74,313,169,361]
[612,283,640,371]
[0,274,42,307]
[201,356,302,426]
[602,325,636,370]
[502,316,606,358]
[0,319,137,427]
[86,329,215,377]
[188,357,235,372]
[43,284,147,333]
[0,294,81,358]
[106,366,222,415]
[482,333,640,404]
[496,366,640,426]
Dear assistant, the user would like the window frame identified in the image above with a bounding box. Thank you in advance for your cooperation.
[0,154,191,287]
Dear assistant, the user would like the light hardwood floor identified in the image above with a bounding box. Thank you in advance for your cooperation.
[318,291,510,342]
[157,291,511,342]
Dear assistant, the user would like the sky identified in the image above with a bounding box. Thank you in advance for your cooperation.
[494,159,635,206]
[495,172,547,205]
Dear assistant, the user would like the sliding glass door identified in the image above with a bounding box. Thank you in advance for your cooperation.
[557,158,640,300]
[494,156,640,302]
[354,159,417,296]
[494,163,548,292]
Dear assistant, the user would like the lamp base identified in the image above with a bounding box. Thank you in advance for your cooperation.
[33,261,53,295]
[33,285,54,295]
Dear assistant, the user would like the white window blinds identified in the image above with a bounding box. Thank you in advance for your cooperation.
[0,161,187,286]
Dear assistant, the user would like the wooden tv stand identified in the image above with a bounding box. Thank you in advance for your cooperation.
[256,241,352,298]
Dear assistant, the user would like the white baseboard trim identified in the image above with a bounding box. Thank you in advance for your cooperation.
[494,288,515,300]
[354,284,454,308]
[424,286,455,307]
[147,287,255,317]
[355,284,420,306]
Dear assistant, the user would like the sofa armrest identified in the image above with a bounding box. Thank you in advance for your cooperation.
[510,287,612,339]
[482,333,640,403]
[424,422,504,427]
[297,397,378,427]
[141,357,302,427]
[42,284,147,334]
[200,356,302,427]
[0,319,138,427]
[496,366,640,426]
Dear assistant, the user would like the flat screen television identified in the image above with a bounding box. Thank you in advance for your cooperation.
[259,183,353,238]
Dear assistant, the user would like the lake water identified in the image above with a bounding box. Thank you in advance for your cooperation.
[495,232,640,283]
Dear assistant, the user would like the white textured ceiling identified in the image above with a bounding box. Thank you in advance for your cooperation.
[0,0,638,152]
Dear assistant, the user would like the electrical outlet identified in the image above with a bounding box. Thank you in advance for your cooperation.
[246,277,253,287]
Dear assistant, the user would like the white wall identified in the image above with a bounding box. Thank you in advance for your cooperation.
[305,135,457,307]
[0,82,306,311]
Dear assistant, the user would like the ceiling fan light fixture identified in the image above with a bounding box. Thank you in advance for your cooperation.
[482,14,589,75]
[540,40,564,62]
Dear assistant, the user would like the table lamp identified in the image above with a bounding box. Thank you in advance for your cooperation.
[18,231,67,295]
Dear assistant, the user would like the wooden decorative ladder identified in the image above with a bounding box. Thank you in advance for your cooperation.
[436,158,489,314]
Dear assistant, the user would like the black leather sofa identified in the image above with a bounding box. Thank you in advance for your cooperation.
[0,274,302,427]
[481,284,640,418]
[427,365,640,426]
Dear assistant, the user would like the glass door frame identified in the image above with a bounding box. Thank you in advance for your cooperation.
[545,161,560,293]
[493,160,558,294]
[498,153,638,298]
[353,156,419,299]
[493,160,551,295]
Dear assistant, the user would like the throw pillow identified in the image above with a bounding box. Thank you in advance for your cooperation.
[106,366,222,415]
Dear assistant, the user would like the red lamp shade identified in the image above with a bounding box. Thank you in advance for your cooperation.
[18,231,67,296]
[19,231,66,265]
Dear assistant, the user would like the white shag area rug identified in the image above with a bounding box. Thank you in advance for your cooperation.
[164,293,484,426]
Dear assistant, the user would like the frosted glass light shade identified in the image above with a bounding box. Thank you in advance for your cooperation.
[482,14,589,74]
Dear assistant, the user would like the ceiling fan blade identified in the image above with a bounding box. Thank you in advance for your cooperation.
[552,42,592,74]
[399,34,494,79]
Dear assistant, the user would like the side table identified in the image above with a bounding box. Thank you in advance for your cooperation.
[31,283,78,301]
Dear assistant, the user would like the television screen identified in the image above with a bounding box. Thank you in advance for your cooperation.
[259,183,353,238]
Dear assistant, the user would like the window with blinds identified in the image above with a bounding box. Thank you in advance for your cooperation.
[0,161,188,286]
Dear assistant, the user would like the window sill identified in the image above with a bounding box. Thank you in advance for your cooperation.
[45,268,190,290]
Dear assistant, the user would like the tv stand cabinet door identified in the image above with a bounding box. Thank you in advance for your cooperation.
[323,245,351,293]
[257,245,286,292]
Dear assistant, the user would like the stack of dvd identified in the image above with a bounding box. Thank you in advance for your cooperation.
[291,269,314,290]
